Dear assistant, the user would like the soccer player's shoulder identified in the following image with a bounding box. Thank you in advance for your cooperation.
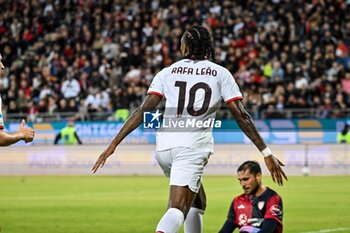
[266,187,282,200]
[266,187,278,195]
[156,65,173,78]
[206,60,231,76]
[235,193,248,201]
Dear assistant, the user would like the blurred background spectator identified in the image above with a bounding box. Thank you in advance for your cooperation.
[53,119,82,145]
[1,0,350,122]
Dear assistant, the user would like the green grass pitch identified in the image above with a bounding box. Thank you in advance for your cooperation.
[0,176,349,233]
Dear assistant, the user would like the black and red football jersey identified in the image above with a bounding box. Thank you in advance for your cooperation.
[226,187,283,233]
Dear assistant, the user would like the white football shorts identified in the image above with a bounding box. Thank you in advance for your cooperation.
[155,147,211,193]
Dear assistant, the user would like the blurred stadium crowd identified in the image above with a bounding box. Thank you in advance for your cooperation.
[0,0,349,122]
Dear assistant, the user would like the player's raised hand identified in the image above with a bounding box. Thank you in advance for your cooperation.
[92,146,115,173]
[18,119,35,143]
[264,155,288,186]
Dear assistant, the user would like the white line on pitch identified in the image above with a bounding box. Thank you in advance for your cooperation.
[300,227,350,233]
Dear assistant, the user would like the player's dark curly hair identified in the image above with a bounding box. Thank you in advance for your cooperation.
[237,161,262,175]
[183,25,215,60]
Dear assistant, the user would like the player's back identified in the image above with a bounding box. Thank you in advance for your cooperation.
[148,58,242,151]
[163,59,222,110]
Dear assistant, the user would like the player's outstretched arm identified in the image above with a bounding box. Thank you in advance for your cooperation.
[0,119,34,146]
[92,94,162,173]
[227,100,288,186]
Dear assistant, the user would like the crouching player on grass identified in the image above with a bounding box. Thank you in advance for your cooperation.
[219,161,283,233]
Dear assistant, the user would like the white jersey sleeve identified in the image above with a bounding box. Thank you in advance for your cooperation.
[147,72,164,98]
[220,69,243,104]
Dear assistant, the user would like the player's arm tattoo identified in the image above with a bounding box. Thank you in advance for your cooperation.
[227,100,267,151]
[110,94,162,146]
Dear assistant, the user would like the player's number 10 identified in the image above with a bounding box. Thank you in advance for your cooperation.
[174,81,212,116]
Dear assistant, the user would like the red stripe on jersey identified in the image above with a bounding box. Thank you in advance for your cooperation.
[265,194,283,225]
[147,91,163,98]
[225,96,243,104]
[233,195,252,227]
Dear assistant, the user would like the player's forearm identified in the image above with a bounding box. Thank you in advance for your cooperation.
[228,100,267,151]
[109,106,143,147]
[109,94,162,148]
[0,131,24,146]
[236,114,267,151]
